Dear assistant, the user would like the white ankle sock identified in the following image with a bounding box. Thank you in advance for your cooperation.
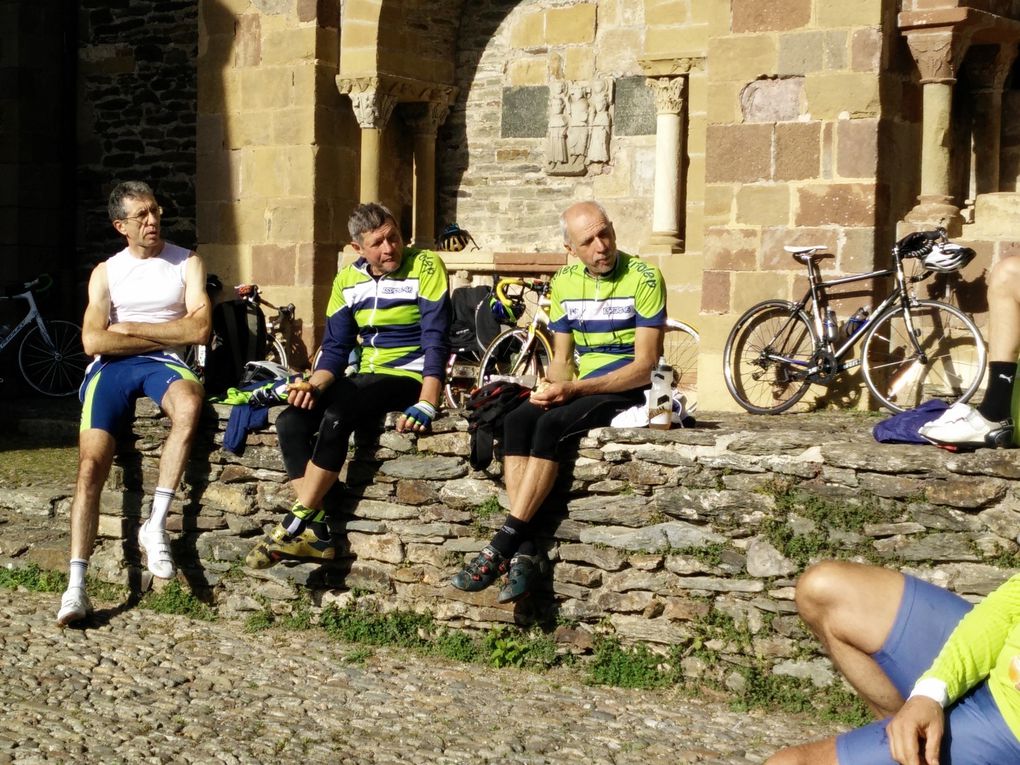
[68,558,88,589]
[148,487,175,530]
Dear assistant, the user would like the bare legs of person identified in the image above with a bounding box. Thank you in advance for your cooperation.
[244,461,338,568]
[58,379,204,625]
[450,454,558,600]
[764,561,906,765]
[920,255,1020,446]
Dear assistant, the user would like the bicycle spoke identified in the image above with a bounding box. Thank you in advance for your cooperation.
[862,301,985,412]
[724,302,815,414]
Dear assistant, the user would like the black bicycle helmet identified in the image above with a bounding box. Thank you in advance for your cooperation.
[437,223,478,252]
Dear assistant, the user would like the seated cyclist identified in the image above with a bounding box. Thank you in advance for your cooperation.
[764,560,1020,765]
[920,253,1020,448]
[58,181,211,626]
[245,203,450,568]
[450,200,666,603]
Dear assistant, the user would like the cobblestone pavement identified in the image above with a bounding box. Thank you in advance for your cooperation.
[0,589,846,765]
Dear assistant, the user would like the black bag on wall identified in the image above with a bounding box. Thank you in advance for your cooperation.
[203,298,268,394]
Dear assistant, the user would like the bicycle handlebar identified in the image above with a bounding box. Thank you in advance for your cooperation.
[495,276,550,303]
[893,228,946,259]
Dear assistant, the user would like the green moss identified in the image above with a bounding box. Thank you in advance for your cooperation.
[138,580,215,621]
[0,563,68,593]
[585,636,676,689]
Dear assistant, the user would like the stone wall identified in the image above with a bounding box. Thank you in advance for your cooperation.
[77,0,199,264]
[438,0,665,255]
[0,0,77,292]
[197,0,356,355]
[697,0,917,412]
[76,402,1020,688]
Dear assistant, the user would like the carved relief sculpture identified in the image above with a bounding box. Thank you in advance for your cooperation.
[546,79,614,176]
[588,78,612,164]
[547,80,568,166]
[566,84,591,162]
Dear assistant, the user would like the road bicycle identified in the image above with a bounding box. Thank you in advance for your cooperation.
[0,274,88,396]
[723,229,986,414]
[189,282,299,380]
[444,276,699,410]
[234,284,297,370]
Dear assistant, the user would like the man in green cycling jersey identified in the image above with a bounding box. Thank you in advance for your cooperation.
[765,560,1020,765]
[244,203,450,569]
[451,200,666,603]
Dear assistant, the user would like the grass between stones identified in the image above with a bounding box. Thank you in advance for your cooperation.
[3,562,869,727]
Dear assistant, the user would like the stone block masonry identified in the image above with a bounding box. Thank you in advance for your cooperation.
[42,401,1015,693]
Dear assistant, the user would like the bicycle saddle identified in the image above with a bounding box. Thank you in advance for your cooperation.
[784,246,832,264]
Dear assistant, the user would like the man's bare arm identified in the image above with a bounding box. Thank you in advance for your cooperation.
[531,325,662,406]
[109,254,212,347]
[81,263,164,356]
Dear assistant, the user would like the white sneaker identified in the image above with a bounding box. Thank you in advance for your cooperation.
[56,586,93,626]
[918,402,1014,448]
[138,519,176,579]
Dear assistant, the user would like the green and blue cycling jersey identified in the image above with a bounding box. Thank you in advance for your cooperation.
[919,573,1020,742]
[548,251,666,380]
[316,247,450,383]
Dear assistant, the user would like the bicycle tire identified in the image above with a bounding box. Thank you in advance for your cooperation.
[18,320,89,397]
[723,300,816,414]
[475,327,553,389]
[861,299,986,413]
[663,319,699,412]
[265,336,288,370]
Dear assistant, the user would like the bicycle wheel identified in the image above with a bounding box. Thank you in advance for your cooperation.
[476,327,553,389]
[265,336,288,370]
[18,320,89,396]
[663,319,699,412]
[861,300,986,413]
[723,301,816,414]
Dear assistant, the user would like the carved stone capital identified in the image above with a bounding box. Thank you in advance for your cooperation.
[966,43,1017,93]
[904,29,966,84]
[646,77,685,115]
[638,55,705,78]
[337,75,459,130]
[404,100,452,135]
[336,76,397,129]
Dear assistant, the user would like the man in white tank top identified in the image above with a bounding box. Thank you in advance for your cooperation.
[57,181,212,627]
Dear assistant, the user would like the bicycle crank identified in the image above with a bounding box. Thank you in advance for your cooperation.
[805,350,840,384]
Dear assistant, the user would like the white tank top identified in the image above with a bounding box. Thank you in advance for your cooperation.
[106,242,190,325]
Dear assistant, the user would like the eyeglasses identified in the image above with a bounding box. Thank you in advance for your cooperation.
[120,206,163,224]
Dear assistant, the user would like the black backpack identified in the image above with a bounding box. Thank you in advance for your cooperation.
[464,381,532,470]
[203,299,268,394]
[448,285,502,359]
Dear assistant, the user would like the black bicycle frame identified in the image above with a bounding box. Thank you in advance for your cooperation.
[776,252,931,376]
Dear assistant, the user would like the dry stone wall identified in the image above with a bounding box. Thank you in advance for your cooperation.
[82,402,1020,689]
[77,0,198,261]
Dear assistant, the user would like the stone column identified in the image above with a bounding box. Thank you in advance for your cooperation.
[904,29,968,231]
[344,85,397,204]
[645,76,685,253]
[968,44,1017,199]
[406,100,451,249]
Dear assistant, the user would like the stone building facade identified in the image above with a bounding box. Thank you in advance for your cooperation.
[7,0,1020,410]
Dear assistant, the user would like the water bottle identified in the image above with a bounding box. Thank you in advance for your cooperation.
[648,356,673,430]
[822,310,838,341]
[843,307,869,339]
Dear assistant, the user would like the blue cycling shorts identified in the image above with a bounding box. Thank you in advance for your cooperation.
[79,353,200,434]
[836,575,1020,765]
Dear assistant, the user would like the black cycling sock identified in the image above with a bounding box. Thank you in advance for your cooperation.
[490,515,529,558]
[516,540,537,557]
[281,512,329,541]
[978,362,1017,422]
